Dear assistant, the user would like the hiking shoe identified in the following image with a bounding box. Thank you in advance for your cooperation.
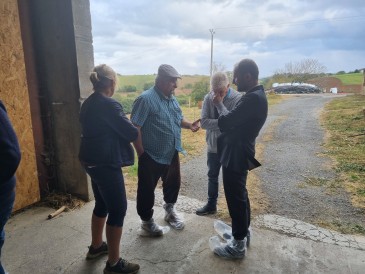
[213,238,246,259]
[196,203,217,216]
[163,203,185,230]
[104,258,140,274]
[141,218,164,237]
[86,241,108,260]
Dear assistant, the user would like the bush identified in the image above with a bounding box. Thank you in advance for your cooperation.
[143,82,154,90]
[113,94,137,114]
[191,80,209,103]
[176,94,190,106]
[121,85,137,93]
[184,83,193,89]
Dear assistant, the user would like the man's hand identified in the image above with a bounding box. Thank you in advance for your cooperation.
[132,126,145,157]
[190,119,201,132]
[212,92,223,105]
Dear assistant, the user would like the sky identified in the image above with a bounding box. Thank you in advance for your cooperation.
[89,0,365,78]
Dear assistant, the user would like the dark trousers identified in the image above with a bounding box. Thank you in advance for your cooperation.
[137,151,181,221]
[207,152,221,205]
[222,166,250,240]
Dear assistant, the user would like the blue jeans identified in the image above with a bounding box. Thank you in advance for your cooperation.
[0,188,15,274]
[207,152,221,206]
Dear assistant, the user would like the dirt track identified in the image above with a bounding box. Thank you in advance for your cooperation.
[180,94,365,232]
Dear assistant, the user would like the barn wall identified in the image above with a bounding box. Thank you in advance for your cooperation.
[0,0,40,210]
[25,0,93,200]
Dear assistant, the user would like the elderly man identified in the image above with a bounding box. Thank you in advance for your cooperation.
[196,72,241,216]
[131,64,200,236]
[213,59,268,259]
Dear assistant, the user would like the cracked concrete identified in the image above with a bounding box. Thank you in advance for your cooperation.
[3,199,365,273]
[255,214,365,251]
[157,191,365,252]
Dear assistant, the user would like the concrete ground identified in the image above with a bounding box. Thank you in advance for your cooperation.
[3,197,365,274]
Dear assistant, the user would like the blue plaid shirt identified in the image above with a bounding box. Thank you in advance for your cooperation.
[131,86,184,165]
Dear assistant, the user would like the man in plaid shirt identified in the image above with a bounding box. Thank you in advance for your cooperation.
[131,64,200,236]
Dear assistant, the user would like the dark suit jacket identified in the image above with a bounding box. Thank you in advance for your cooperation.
[79,92,138,167]
[217,85,268,172]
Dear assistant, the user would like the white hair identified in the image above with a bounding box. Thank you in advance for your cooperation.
[210,72,229,91]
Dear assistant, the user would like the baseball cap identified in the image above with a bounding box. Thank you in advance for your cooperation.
[157,64,181,79]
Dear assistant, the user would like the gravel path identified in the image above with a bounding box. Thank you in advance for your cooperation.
[179,94,364,229]
[180,148,211,201]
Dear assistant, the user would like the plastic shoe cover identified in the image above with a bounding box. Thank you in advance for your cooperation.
[214,220,252,247]
[209,236,246,259]
[164,204,185,230]
[246,227,252,248]
[209,235,224,251]
[138,225,170,237]
[139,218,170,237]
[214,220,232,241]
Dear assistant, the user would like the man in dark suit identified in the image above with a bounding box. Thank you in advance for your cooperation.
[212,59,268,259]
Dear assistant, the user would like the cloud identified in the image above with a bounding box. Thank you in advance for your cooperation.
[90,0,365,77]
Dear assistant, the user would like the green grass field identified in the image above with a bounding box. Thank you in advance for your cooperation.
[117,74,156,91]
[334,72,363,85]
[117,74,209,93]
[322,94,365,211]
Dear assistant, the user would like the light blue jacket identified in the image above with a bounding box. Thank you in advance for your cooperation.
[200,88,242,153]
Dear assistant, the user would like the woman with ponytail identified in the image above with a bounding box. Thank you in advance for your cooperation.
[79,64,140,274]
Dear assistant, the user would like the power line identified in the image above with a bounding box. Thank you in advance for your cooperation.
[213,15,365,31]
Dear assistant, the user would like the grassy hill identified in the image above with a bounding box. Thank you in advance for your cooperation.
[117,74,209,95]
[114,74,210,113]
[333,72,363,85]
[307,72,363,93]
[117,74,156,91]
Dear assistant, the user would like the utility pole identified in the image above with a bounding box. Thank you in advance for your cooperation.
[209,29,215,77]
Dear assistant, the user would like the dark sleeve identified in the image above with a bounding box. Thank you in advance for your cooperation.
[0,102,21,183]
[104,100,138,142]
[218,92,259,132]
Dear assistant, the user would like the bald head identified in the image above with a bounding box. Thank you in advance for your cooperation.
[234,59,259,80]
[233,59,259,91]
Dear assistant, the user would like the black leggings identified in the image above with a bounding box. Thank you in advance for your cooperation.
[86,165,127,227]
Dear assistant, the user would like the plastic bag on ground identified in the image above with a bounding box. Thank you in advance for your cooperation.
[214,220,232,241]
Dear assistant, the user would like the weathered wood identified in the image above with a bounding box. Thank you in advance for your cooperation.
[0,0,40,210]
[47,206,67,219]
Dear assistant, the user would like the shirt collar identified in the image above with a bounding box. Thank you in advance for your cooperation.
[154,86,172,100]
[247,85,263,94]
[225,88,231,99]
